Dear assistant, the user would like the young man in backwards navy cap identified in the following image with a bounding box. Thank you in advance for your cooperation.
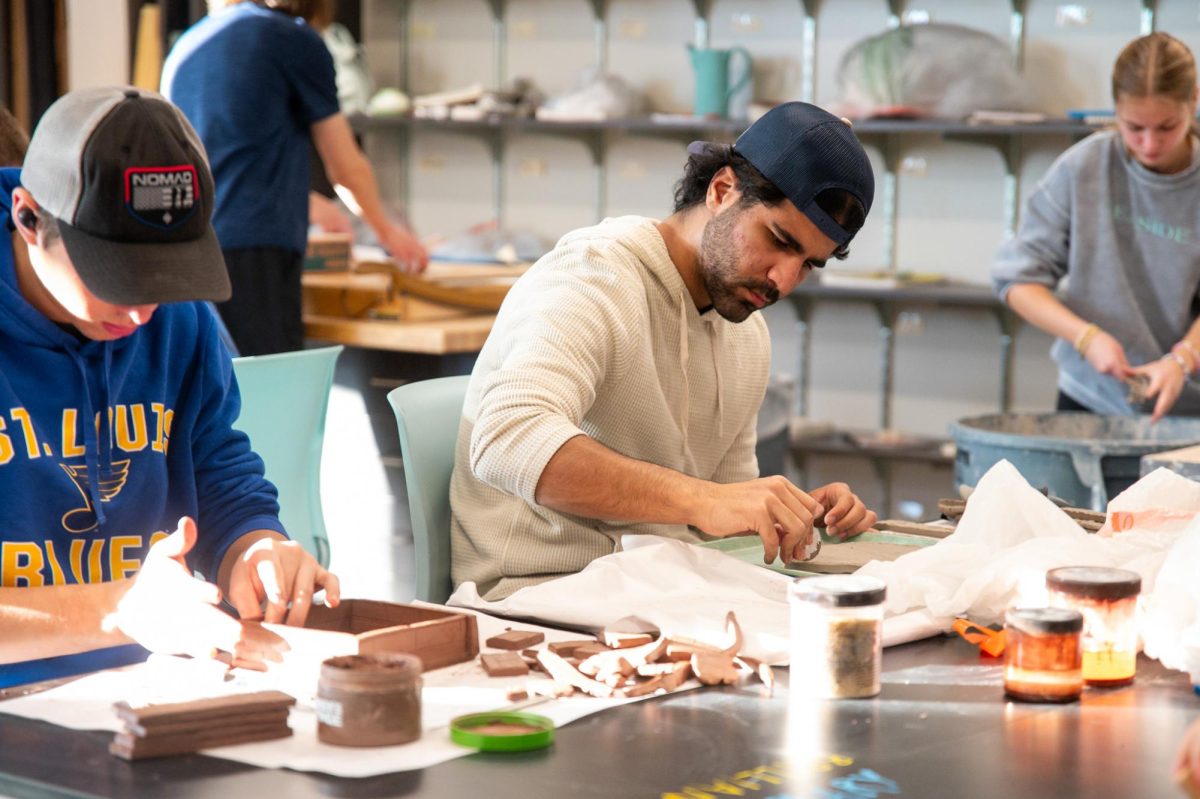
[451,102,879,600]
[0,86,340,688]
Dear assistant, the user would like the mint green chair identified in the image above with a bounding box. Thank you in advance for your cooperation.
[386,375,470,604]
[231,346,343,568]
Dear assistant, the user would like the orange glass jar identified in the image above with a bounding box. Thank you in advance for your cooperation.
[1004,607,1083,703]
[1046,567,1141,688]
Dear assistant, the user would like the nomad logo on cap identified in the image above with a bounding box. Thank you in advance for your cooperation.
[125,165,198,229]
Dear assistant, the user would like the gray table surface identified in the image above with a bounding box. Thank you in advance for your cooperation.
[0,634,1196,798]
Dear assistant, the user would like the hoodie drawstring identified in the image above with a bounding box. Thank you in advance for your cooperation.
[67,344,112,527]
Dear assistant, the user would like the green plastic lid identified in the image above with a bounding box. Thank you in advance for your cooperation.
[449,711,555,752]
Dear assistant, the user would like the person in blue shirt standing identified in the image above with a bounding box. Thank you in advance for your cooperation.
[0,85,340,689]
[162,0,427,356]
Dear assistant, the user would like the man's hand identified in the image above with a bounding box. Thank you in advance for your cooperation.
[808,482,877,540]
[697,476,826,564]
[1175,717,1200,798]
[1084,330,1133,380]
[378,221,428,275]
[1130,358,1187,422]
[112,517,288,669]
[309,192,354,234]
[226,537,341,627]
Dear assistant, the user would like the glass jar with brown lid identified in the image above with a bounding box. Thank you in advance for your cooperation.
[1004,607,1083,703]
[1046,566,1141,688]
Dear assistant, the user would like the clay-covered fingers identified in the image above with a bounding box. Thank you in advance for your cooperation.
[1136,361,1186,422]
[806,483,874,540]
[227,539,344,627]
[227,621,289,670]
[277,561,342,627]
[767,477,823,563]
[1086,333,1131,379]
[815,484,877,540]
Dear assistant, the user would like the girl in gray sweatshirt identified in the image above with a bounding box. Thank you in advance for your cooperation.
[993,32,1200,420]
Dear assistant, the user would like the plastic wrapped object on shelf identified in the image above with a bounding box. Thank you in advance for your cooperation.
[835,22,1031,119]
[536,68,646,121]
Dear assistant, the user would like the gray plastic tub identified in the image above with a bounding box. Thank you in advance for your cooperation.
[949,413,1200,510]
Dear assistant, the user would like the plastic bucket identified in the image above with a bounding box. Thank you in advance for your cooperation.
[948,413,1200,510]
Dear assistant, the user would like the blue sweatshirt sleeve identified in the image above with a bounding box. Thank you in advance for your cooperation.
[186,307,286,581]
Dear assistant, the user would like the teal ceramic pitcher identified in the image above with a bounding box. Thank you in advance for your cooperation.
[688,45,753,118]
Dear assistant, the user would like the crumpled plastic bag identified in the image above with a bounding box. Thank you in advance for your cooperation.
[836,22,1030,118]
[536,68,646,121]
[857,462,1187,639]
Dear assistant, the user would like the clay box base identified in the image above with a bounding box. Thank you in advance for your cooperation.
[273,599,479,672]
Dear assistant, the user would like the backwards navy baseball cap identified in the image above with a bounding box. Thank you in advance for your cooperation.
[689,102,875,248]
[22,86,230,305]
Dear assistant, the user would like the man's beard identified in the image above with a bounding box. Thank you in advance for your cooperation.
[698,204,780,323]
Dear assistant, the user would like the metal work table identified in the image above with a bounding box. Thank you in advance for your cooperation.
[0,635,1195,798]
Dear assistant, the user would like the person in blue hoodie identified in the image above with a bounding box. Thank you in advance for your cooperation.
[0,85,341,690]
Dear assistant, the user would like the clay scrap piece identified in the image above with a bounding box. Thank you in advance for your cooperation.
[735,655,775,695]
[536,650,614,698]
[601,631,656,649]
[690,652,740,686]
[547,639,605,659]
[481,652,530,677]
[109,690,296,760]
[485,630,545,650]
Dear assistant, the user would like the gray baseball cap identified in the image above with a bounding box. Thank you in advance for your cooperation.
[22,86,230,305]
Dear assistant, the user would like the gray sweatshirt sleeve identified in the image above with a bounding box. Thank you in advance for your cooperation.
[992,155,1074,301]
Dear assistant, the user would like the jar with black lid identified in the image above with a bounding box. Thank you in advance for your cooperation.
[789,575,887,699]
[1004,607,1083,703]
[1046,566,1141,688]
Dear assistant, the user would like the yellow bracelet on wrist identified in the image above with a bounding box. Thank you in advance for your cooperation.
[1074,323,1100,355]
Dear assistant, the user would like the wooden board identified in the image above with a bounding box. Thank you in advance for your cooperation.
[303,314,496,354]
[937,498,1104,532]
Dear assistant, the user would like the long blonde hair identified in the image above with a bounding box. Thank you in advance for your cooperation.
[1112,32,1197,103]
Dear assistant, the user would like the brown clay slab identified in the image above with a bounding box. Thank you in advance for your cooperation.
[480,652,530,677]
[485,630,545,650]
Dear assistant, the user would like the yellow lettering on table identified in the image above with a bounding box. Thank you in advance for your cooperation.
[61,409,86,458]
[44,541,66,585]
[114,405,148,452]
[695,780,749,796]
[69,539,86,583]
[87,539,105,582]
[10,408,39,459]
[0,417,12,465]
[2,542,45,586]
[109,536,143,580]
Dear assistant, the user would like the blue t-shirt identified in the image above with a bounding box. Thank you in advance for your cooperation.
[162,4,340,254]
[0,168,286,687]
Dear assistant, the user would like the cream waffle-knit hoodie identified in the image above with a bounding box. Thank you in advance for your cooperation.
[449,215,771,600]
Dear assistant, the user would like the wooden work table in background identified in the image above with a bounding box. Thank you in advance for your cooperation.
[301,262,527,355]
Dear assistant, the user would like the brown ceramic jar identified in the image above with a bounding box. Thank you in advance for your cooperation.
[316,653,423,747]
